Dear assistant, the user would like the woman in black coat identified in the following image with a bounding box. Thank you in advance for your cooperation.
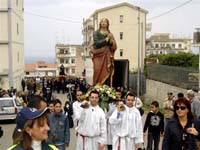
[63,101,74,128]
[162,98,200,150]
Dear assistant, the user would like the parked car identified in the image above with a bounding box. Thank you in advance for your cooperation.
[0,97,23,121]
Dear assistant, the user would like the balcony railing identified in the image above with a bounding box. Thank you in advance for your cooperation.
[56,53,76,57]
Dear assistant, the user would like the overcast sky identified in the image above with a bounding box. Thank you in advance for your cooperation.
[24,0,200,58]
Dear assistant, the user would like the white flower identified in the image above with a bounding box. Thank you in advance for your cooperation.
[106,91,110,94]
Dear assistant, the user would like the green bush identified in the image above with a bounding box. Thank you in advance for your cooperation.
[147,53,199,69]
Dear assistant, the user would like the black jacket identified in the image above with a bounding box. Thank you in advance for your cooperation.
[162,118,200,150]
[143,111,164,134]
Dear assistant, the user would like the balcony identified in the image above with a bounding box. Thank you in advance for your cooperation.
[82,25,94,34]
[58,63,76,68]
[56,52,76,58]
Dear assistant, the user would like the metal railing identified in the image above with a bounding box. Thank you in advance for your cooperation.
[146,64,199,90]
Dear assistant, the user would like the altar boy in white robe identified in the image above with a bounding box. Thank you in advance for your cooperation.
[109,93,143,150]
[76,90,107,150]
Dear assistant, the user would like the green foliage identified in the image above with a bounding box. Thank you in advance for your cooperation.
[147,53,199,69]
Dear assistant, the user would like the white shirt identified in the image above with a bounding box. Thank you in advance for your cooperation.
[76,105,107,144]
[31,140,41,150]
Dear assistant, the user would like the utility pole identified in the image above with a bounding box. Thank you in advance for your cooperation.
[137,7,141,97]
[193,28,200,91]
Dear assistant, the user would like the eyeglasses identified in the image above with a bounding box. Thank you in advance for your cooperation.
[175,106,187,110]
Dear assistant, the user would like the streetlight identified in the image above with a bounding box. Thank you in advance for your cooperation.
[193,28,200,91]
[137,6,141,97]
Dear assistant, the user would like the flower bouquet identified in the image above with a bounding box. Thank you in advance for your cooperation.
[88,84,117,111]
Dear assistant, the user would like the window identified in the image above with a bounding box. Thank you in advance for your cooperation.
[155,44,159,48]
[71,48,76,54]
[65,59,69,64]
[17,23,19,35]
[71,59,75,64]
[120,49,123,57]
[178,44,182,49]
[60,59,64,64]
[120,32,123,40]
[26,72,30,75]
[166,44,170,49]
[185,47,187,50]
[65,48,70,54]
[65,68,69,73]
[160,43,165,48]
[72,68,75,74]
[172,44,175,49]
[120,15,124,23]
[16,0,18,6]
[60,49,64,54]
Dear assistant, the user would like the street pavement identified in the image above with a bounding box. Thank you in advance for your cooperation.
[0,93,162,150]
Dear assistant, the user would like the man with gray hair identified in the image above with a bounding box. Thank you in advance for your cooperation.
[187,89,200,118]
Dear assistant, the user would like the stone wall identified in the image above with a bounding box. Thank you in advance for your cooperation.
[145,79,193,107]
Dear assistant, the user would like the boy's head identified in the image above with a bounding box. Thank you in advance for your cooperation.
[48,101,55,113]
[151,101,159,113]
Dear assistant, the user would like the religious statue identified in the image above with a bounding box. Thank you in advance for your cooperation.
[59,64,65,75]
[90,18,117,87]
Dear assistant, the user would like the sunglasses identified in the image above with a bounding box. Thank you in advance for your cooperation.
[175,106,187,110]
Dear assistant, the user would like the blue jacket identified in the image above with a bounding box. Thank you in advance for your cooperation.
[7,142,58,150]
[162,118,200,150]
[48,112,70,146]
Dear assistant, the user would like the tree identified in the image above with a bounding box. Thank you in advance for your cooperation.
[147,53,199,69]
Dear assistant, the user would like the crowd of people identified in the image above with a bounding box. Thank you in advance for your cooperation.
[1,78,200,149]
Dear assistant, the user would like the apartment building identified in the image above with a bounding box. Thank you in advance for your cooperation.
[55,44,84,77]
[0,0,24,89]
[146,33,192,55]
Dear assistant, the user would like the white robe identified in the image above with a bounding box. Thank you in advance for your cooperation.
[76,105,107,150]
[109,106,143,150]
[107,103,116,145]
[72,101,82,128]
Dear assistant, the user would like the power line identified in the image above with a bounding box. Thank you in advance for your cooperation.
[24,0,193,24]
[147,0,193,21]
[24,11,82,24]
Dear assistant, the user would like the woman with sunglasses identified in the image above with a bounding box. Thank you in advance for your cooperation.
[162,98,200,150]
